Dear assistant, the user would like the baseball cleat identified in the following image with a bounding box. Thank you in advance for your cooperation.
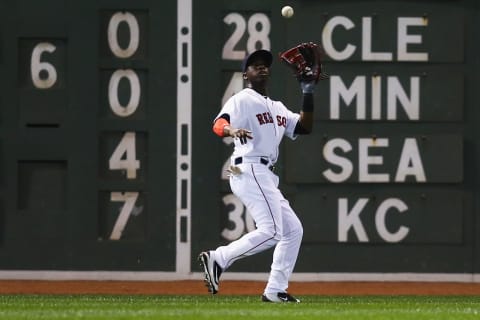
[198,251,222,294]
[261,292,300,303]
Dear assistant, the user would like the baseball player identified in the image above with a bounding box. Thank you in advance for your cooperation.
[199,48,318,303]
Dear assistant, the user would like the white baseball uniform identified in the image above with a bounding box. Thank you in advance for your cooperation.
[213,87,304,295]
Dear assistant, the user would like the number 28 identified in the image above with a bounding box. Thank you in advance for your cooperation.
[222,12,271,60]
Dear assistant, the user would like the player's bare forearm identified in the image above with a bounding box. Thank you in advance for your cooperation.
[223,125,232,137]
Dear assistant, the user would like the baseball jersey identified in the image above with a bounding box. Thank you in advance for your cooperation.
[215,88,300,164]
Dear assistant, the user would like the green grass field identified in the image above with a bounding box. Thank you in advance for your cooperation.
[0,295,479,320]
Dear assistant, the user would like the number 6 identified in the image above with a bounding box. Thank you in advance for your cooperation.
[31,42,57,89]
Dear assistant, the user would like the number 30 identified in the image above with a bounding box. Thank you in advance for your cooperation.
[221,194,255,241]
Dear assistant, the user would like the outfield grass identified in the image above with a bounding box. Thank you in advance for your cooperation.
[0,295,479,320]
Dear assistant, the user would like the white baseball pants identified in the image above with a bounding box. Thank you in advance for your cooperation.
[213,162,303,294]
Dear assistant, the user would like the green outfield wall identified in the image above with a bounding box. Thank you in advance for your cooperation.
[0,0,479,277]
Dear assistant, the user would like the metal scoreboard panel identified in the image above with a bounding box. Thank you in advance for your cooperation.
[309,65,465,122]
[296,189,464,244]
[279,0,472,273]
[191,0,478,275]
[285,133,463,183]
[0,1,177,271]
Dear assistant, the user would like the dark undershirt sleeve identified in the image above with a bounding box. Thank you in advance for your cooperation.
[294,121,310,134]
[293,93,313,135]
[217,113,230,122]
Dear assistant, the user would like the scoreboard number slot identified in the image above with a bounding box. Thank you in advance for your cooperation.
[108,69,141,117]
[107,11,140,58]
[109,191,140,240]
[222,12,271,60]
[219,11,271,241]
[108,131,140,179]
[30,42,57,89]
[100,10,146,241]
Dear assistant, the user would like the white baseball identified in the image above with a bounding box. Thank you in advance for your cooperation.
[281,6,294,18]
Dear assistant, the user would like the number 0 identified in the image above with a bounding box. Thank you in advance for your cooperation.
[108,11,140,58]
[108,69,141,117]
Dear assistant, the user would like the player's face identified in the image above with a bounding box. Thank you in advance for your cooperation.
[244,58,270,87]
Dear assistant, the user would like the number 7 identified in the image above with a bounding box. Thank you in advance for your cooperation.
[110,192,139,240]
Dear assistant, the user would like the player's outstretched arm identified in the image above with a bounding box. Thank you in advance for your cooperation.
[280,41,327,135]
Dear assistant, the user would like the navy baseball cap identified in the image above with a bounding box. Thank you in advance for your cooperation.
[242,49,273,72]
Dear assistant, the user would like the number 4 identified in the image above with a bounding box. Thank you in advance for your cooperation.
[109,132,140,179]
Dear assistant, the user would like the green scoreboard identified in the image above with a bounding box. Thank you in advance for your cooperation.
[0,0,177,271]
[1,0,479,279]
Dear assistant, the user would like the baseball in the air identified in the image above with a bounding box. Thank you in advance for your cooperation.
[281,6,294,18]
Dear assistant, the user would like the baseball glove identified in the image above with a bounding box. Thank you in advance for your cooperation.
[279,42,328,83]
